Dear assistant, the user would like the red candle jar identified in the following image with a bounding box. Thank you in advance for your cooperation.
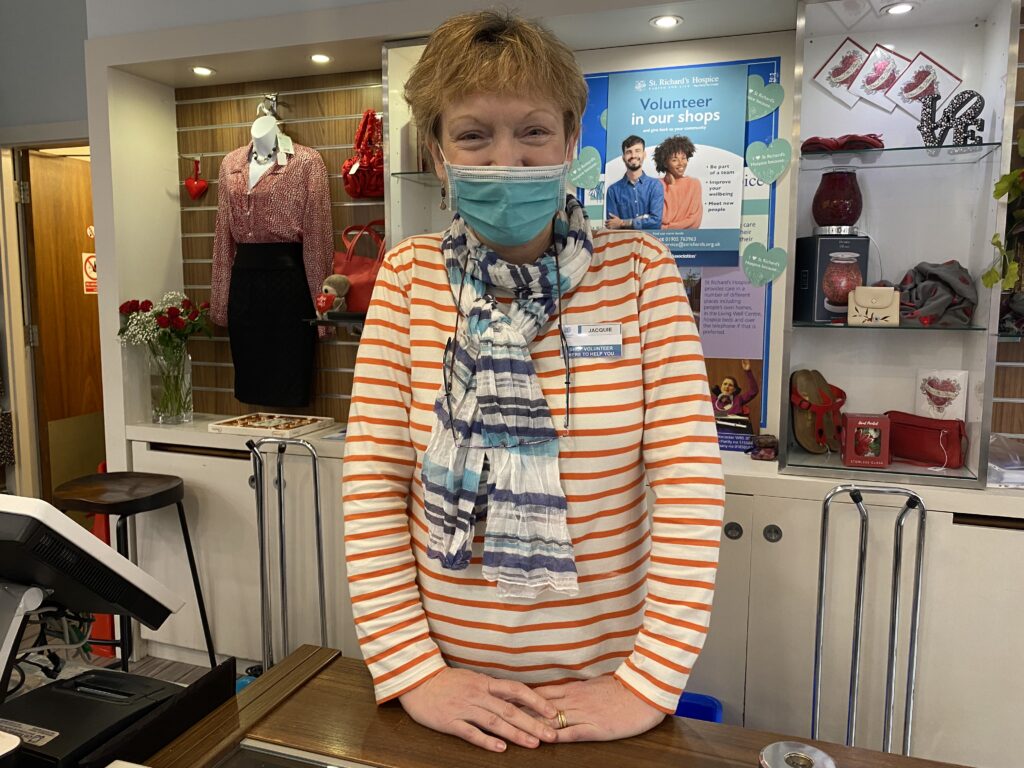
[812,167,863,227]
[822,252,863,308]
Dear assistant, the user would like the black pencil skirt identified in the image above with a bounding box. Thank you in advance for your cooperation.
[228,242,316,407]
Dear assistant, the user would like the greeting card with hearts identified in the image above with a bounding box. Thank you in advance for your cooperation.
[915,368,967,421]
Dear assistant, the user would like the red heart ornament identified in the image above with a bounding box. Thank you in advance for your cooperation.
[185,177,208,200]
[185,158,208,200]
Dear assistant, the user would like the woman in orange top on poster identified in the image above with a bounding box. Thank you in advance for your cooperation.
[655,136,703,230]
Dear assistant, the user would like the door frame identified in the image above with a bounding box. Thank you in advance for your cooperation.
[0,133,89,497]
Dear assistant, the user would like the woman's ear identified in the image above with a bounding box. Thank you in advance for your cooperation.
[426,138,446,184]
[566,126,581,162]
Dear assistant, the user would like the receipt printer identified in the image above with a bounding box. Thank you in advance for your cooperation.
[0,670,179,767]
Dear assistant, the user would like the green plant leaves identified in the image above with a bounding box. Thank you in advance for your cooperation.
[994,168,1024,202]
[1004,261,1020,291]
[982,266,1001,289]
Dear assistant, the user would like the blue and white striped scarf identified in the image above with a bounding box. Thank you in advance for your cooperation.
[421,196,593,599]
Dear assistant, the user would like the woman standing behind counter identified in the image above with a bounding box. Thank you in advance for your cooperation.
[341,10,724,753]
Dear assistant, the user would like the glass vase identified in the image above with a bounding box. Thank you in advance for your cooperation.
[811,167,863,227]
[148,341,193,425]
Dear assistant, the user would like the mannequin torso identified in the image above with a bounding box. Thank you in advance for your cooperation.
[249,115,279,192]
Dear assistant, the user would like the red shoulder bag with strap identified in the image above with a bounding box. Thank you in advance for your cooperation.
[333,220,386,313]
[342,109,385,199]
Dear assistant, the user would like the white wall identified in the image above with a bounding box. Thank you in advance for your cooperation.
[0,0,88,142]
[85,0,382,37]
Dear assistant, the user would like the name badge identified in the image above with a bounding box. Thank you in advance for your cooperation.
[563,323,622,359]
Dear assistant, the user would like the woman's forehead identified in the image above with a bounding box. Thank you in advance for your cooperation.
[442,91,562,122]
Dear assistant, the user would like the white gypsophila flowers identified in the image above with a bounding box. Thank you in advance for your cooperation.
[158,291,188,310]
[119,309,159,346]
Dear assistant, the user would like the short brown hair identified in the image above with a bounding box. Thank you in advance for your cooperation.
[404,11,588,143]
[654,135,697,173]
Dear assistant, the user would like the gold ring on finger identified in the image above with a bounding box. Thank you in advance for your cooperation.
[556,710,568,729]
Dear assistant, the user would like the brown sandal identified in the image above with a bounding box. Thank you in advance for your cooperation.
[790,369,846,454]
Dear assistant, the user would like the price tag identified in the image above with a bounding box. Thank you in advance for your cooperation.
[348,161,360,175]
[563,323,622,359]
[277,133,295,154]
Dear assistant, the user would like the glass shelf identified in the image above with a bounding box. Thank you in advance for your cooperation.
[997,332,1024,340]
[799,142,1000,171]
[305,314,366,327]
[792,321,987,331]
[785,446,978,483]
[391,171,441,187]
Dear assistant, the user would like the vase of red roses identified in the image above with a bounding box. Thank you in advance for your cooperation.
[118,291,212,424]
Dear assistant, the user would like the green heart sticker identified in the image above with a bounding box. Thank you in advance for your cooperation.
[569,146,602,190]
[747,75,784,121]
[746,139,792,184]
[742,242,788,286]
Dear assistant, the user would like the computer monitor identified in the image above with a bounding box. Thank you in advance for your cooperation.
[0,494,184,699]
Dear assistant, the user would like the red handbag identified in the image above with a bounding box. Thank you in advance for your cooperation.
[884,410,966,469]
[334,220,386,314]
[342,109,385,199]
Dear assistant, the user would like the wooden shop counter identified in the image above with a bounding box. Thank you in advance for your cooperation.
[145,646,966,768]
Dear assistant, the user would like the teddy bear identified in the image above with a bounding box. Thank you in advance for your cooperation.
[314,274,351,318]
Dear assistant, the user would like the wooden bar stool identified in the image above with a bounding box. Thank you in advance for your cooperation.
[53,471,217,671]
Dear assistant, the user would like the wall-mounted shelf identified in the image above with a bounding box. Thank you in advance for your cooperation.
[782,446,979,487]
[792,322,988,332]
[306,314,367,327]
[799,143,1000,171]
[391,171,441,187]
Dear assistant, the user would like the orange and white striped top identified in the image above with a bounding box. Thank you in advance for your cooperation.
[341,229,725,713]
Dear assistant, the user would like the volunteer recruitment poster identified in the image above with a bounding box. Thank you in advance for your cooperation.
[577,57,782,452]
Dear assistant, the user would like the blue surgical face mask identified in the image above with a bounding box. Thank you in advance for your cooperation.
[442,151,569,247]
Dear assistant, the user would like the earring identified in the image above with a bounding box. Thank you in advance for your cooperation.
[439,186,447,211]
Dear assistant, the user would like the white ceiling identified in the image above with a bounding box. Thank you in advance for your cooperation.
[118,0,800,88]
[805,0,1002,37]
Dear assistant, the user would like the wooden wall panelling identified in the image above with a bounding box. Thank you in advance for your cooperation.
[176,71,383,422]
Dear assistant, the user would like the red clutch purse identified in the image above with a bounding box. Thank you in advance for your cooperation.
[884,410,966,469]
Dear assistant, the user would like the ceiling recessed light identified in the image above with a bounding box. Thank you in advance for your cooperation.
[311,54,332,64]
[650,15,683,29]
[882,2,916,14]
[192,66,215,77]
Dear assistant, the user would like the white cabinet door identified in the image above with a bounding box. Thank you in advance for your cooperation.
[911,512,1024,768]
[131,442,260,662]
[131,443,360,664]
[253,449,359,660]
[745,494,921,751]
[682,491,753,725]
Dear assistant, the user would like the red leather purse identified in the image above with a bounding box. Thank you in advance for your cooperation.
[333,220,386,314]
[884,410,966,469]
[342,109,385,199]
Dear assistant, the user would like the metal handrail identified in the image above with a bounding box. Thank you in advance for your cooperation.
[247,438,328,673]
[812,483,927,756]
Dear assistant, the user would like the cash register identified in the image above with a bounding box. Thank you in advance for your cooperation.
[0,495,186,767]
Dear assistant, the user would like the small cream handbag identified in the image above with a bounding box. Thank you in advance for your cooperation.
[847,286,899,326]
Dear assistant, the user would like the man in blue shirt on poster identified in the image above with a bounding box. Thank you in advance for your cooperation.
[605,135,663,230]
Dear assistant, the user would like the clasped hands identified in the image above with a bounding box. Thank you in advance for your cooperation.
[398,667,665,752]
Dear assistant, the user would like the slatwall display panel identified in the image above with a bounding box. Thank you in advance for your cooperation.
[176,71,383,423]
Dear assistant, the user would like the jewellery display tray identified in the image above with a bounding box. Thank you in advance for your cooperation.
[207,413,335,439]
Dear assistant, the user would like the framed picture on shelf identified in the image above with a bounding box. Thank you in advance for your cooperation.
[812,36,868,108]
[848,45,911,112]
[885,51,962,116]
[916,369,968,421]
